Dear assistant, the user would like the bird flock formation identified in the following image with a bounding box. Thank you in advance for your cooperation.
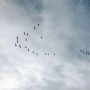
[14,24,56,56]
[80,49,90,55]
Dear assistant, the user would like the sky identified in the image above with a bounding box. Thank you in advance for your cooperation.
[0,0,90,90]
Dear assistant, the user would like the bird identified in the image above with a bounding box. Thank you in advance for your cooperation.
[17,37,18,39]
[25,46,27,49]
[34,26,36,29]
[44,53,46,55]
[27,33,28,36]
[82,51,84,54]
[24,32,25,35]
[36,53,38,55]
[41,36,43,39]
[48,53,49,55]
[33,51,34,53]
[86,52,88,54]
[38,24,39,26]
[80,50,82,52]
[19,45,21,48]
[15,43,17,47]
[25,39,27,41]
[17,40,18,43]
[53,53,55,55]
[28,49,29,52]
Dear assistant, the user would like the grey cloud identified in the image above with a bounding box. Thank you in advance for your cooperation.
[13,0,43,13]
[0,0,90,90]
[0,0,44,26]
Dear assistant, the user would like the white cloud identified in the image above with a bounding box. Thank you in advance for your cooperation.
[0,0,90,90]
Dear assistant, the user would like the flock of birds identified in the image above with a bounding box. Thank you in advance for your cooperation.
[14,23,90,57]
[14,24,56,56]
[80,49,90,55]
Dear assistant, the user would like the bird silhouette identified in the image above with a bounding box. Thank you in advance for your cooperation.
[27,33,28,36]
[36,53,38,55]
[25,46,27,49]
[33,51,34,53]
[44,53,46,55]
[41,36,43,39]
[38,24,39,26]
[24,32,25,35]
[34,26,36,29]
[19,45,21,48]
[17,36,18,40]
[28,49,29,52]
[83,51,84,54]
[80,50,82,52]
[17,40,18,43]
[53,53,55,55]
[15,43,17,47]
[25,39,27,41]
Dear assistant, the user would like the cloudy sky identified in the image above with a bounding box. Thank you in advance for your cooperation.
[0,0,90,90]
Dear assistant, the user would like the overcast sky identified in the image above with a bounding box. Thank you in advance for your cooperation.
[0,0,90,90]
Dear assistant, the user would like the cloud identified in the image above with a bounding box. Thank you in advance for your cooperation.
[0,0,90,90]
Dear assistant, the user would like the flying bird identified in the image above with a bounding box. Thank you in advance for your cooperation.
[38,24,39,26]
[36,53,38,55]
[25,39,27,41]
[25,46,27,49]
[82,51,84,54]
[48,53,49,55]
[17,40,18,43]
[33,51,34,53]
[17,36,18,40]
[24,32,25,35]
[27,33,28,36]
[53,53,55,55]
[41,36,43,39]
[44,53,46,55]
[15,43,17,47]
[19,45,21,48]
[28,49,29,52]
[34,26,36,29]
[80,50,82,52]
